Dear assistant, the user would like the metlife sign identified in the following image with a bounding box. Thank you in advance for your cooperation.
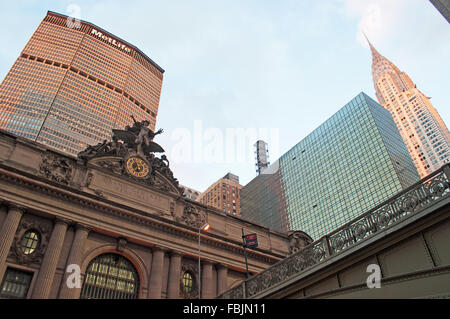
[90,29,131,54]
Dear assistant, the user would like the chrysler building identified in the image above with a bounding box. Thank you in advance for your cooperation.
[367,36,450,177]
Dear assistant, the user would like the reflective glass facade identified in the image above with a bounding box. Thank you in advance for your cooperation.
[0,11,164,155]
[429,0,450,23]
[241,92,420,240]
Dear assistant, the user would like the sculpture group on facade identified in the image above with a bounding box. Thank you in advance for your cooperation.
[78,116,165,160]
[77,116,181,193]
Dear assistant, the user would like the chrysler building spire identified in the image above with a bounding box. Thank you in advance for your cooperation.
[366,36,450,178]
[363,32,382,63]
[364,33,410,104]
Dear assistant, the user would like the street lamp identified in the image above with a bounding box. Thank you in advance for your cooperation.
[198,223,210,299]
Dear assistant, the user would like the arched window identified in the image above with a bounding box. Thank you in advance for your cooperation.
[182,271,194,293]
[80,253,140,299]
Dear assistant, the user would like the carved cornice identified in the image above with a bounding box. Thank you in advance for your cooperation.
[0,166,283,265]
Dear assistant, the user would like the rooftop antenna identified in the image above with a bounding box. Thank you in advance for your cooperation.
[254,140,270,175]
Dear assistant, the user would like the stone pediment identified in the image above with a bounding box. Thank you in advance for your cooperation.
[87,153,182,195]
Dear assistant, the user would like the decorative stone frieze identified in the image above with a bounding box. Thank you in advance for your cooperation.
[39,153,73,185]
[177,204,207,229]
[0,169,283,265]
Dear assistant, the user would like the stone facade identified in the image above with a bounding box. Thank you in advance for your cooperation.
[0,130,291,299]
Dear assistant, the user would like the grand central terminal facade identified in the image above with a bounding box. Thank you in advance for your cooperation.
[0,126,311,299]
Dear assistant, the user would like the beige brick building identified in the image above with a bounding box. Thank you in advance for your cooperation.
[197,173,243,217]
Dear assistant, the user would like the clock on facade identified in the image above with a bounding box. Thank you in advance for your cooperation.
[125,156,150,178]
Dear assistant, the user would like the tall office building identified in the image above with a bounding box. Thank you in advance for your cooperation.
[197,173,243,216]
[429,0,450,23]
[241,92,420,240]
[0,11,164,156]
[367,37,450,177]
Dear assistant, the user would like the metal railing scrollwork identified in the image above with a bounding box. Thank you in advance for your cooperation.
[218,164,450,299]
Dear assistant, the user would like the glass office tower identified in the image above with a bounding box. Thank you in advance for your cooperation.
[240,92,420,240]
[0,11,164,156]
[429,0,450,23]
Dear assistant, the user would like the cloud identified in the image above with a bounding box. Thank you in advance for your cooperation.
[340,0,409,47]
[1,0,448,191]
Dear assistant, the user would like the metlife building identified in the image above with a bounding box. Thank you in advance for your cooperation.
[0,11,164,156]
[240,92,420,240]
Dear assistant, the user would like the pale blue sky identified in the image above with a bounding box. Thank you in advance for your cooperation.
[0,0,449,192]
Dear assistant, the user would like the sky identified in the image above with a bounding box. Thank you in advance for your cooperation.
[0,0,448,192]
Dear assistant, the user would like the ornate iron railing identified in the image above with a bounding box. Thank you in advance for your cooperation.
[219,164,450,299]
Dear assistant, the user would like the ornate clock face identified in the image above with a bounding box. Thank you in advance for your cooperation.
[126,156,150,178]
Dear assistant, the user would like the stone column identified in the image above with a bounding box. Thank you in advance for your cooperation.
[58,223,90,299]
[0,204,24,281]
[217,263,228,296]
[201,260,213,299]
[148,246,165,299]
[0,204,8,228]
[32,218,69,299]
[167,251,182,299]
